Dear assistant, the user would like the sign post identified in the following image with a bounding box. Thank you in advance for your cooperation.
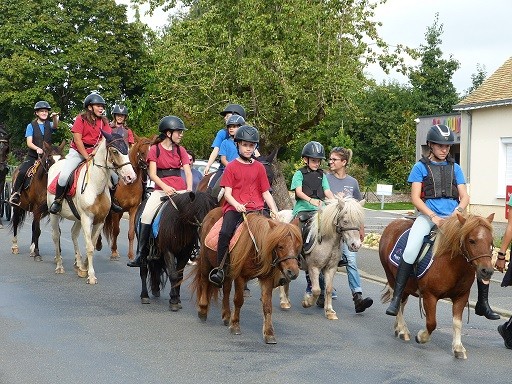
[376,184,393,210]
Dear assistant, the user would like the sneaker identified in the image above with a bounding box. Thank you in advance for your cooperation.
[331,289,338,300]
[498,324,512,349]
[305,284,312,297]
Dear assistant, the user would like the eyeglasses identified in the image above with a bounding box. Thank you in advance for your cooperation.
[328,158,342,162]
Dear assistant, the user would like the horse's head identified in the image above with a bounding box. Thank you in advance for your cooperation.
[256,147,279,187]
[329,196,365,251]
[41,141,65,171]
[129,136,151,174]
[102,131,137,184]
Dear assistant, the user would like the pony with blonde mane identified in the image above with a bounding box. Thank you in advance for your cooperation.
[379,213,495,359]
[278,195,365,320]
[192,208,302,344]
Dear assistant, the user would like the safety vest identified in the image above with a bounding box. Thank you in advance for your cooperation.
[419,156,459,200]
[28,120,52,159]
[155,142,183,178]
[300,167,325,200]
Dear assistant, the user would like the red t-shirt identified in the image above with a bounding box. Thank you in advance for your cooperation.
[111,124,135,145]
[147,143,190,190]
[71,116,112,154]
[221,159,270,214]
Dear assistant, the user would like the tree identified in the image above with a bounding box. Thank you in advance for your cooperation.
[0,0,149,147]
[462,64,487,98]
[408,13,460,115]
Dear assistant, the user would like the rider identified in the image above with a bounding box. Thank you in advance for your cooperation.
[385,125,498,319]
[326,146,373,313]
[49,93,123,214]
[127,116,192,268]
[9,101,59,206]
[208,125,279,287]
[110,104,134,149]
[290,141,335,297]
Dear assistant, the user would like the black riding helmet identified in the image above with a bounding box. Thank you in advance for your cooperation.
[301,141,325,159]
[426,124,455,145]
[34,101,51,111]
[158,116,187,133]
[220,103,246,119]
[226,114,245,127]
[234,125,259,143]
[83,93,106,109]
[112,104,128,116]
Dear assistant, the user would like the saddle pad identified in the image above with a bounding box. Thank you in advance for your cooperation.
[48,166,83,197]
[204,217,243,252]
[388,228,434,279]
[152,207,164,238]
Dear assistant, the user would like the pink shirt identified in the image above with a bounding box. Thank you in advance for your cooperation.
[71,116,112,154]
[221,159,270,214]
[147,143,190,190]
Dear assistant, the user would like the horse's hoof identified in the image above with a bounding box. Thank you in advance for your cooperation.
[280,302,291,310]
[55,267,65,274]
[77,269,88,278]
[11,247,19,255]
[169,303,181,312]
[34,255,42,262]
[141,297,150,304]
[326,312,338,320]
[264,335,277,344]
[152,290,160,298]
[230,325,241,335]
[87,277,97,285]
[453,349,467,359]
[302,300,312,308]
[109,255,120,261]
[198,312,207,322]
[223,318,229,326]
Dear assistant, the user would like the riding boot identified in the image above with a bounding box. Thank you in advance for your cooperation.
[386,261,414,316]
[49,184,67,214]
[109,186,123,213]
[9,174,25,206]
[475,279,500,320]
[498,316,512,349]
[127,224,152,267]
[209,233,230,288]
[353,292,374,313]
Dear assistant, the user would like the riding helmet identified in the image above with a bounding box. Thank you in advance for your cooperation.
[220,103,246,119]
[234,125,259,143]
[158,116,187,133]
[226,114,245,127]
[34,101,51,111]
[83,93,106,109]
[301,141,325,159]
[426,125,455,145]
[112,104,128,116]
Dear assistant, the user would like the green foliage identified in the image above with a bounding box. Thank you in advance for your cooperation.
[462,64,487,98]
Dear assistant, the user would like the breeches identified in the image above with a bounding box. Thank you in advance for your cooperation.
[402,214,435,264]
[140,190,167,224]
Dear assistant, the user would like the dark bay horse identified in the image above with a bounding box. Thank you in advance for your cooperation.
[137,191,218,309]
[192,207,302,344]
[0,124,10,229]
[102,136,151,261]
[10,141,65,259]
[379,213,495,359]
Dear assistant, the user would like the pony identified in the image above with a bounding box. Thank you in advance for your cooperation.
[47,131,137,284]
[102,136,151,261]
[10,141,65,260]
[0,124,10,228]
[137,191,218,309]
[277,195,365,320]
[379,213,495,359]
[192,207,302,344]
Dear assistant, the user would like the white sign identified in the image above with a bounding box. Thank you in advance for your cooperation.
[376,184,393,196]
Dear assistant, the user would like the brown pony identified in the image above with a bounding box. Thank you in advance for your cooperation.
[379,213,495,359]
[102,136,151,261]
[10,141,65,259]
[192,207,302,344]
[0,125,10,228]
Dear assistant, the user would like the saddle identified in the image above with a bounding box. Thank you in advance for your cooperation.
[19,160,41,191]
[388,227,437,279]
[47,160,88,197]
[204,216,244,253]
[296,211,317,255]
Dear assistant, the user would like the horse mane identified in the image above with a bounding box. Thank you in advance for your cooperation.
[311,196,364,239]
[433,214,493,259]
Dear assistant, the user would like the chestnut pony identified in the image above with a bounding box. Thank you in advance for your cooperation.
[379,213,495,359]
[192,207,302,344]
[10,141,65,259]
[102,136,151,261]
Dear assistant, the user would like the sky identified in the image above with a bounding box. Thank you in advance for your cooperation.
[118,0,512,94]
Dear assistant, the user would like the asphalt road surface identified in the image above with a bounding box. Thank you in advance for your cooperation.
[0,212,511,384]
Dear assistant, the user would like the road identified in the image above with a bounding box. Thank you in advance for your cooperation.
[0,212,511,384]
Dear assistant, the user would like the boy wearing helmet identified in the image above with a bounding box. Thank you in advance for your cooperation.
[127,116,192,268]
[10,101,60,206]
[208,125,279,287]
[49,93,122,214]
[110,104,134,148]
[385,125,499,318]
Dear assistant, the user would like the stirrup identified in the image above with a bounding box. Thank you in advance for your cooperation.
[208,268,224,288]
[9,192,21,206]
[49,199,62,214]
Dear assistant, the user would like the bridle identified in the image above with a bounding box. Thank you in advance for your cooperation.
[460,240,493,264]
[94,137,132,173]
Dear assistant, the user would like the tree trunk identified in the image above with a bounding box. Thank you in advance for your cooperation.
[271,162,293,210]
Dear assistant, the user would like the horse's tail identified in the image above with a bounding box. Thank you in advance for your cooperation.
[189,245,219,307]
[102,211,114,244]
[9,206,28,232]
[380,284,392,304]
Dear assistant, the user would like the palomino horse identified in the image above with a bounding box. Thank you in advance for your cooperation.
[192,208,302,344]
[278,196,365,320]
[47,131,136,284]
[102,136,151,261]
[136,191,217,309]
[379,213,495,359]
[10,141,65,260]
[0,124,10,229]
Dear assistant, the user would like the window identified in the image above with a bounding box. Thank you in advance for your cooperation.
[498,138,512,198]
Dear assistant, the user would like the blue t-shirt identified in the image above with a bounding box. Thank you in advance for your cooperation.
[408,160,466,218]
[211,129,229,149]
[219,138,238,162]
[25,121,55,137]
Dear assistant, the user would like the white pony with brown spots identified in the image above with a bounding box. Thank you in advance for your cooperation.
[47,131,136,284]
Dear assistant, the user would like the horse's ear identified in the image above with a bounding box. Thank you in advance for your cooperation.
[267,147,279,163]
[43,141,51,151]
[486,213,495,223]
[456,212,466,224]
[133,133,140,143]
[101,130,113,141]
